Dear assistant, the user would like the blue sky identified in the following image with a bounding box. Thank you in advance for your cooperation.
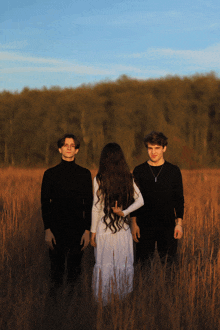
[1,0,220,92]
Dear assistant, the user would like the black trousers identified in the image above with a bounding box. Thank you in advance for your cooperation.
[49,240,83,287]
[135,226,178,265]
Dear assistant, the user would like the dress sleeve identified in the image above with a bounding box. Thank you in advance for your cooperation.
[130,166,143,218]
[90,177,102,233]
[122,181,144,217]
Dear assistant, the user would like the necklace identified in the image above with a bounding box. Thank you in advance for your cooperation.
[148,163,164,182]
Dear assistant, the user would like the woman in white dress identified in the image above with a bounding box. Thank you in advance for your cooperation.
[90,143,144,305]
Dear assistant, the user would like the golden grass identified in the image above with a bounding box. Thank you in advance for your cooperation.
[1,168,220,330]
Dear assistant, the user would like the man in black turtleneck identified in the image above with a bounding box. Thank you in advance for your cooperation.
[41,134,93,290]
[131,131,184,264]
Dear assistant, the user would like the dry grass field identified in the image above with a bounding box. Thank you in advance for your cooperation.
[1,167,220,330]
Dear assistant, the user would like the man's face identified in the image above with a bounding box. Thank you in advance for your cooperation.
[59,138,79,161]
[147,143,166,165]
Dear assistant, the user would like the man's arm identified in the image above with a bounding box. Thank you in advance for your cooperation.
[41,170,52,230]
[81,170,93,250]
[173,167,184,219]
[41,170,56,248]
[80,229,90,250]
[131,217,140,243]
[83,171,93,229]
[174,218,183,239]
[45,228,56,250]
[173,167,184,239]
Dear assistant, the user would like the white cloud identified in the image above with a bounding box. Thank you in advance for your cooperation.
[0,51,113,75]
[1,65,111,75]
[152,44,220,67]
[0,51,61,65]
[123,43,220,69]
[0,50,168,77]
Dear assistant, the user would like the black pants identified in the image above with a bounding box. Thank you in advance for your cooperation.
[49,241,83,287]
[135,226,178,265]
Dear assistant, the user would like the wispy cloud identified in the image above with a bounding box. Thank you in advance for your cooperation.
[154,45,220,67]
[1,41,220,92]
[0,51,115,75]
[0,49,171,77]
[1,65,112,75]
[2,43,219,80]
[0,51,61,65]
[122,43,220,69]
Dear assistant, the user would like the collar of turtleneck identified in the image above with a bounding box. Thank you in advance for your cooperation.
[61,159,76,166]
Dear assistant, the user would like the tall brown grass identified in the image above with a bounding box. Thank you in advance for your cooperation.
[1,168,220,330]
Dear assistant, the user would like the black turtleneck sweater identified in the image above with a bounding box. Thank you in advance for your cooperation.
[132,161,184,228]
[41,159,93,242]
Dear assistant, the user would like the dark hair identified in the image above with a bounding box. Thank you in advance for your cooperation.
[96,143,134,233]
[144,131,168,148]
[57,134,80,149]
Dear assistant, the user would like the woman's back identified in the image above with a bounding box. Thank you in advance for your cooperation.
[90,143,144,305]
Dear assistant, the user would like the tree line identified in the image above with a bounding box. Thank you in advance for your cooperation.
[0,72,219,169]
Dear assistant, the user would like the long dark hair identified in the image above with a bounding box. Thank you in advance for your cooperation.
[96,143,134,233]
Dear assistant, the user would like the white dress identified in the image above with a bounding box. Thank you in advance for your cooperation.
[91,177,144,305]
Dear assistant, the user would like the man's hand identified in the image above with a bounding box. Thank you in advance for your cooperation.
[112,201,125,217]
[90,232,96,247]
[80,230,90,251]
[45,228,56,250]
[131,217,140,243]
[174,224,183,239]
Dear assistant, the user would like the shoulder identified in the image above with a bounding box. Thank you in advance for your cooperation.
[75,164,91,176]
[133,161,148,174]
[43,163,61,176]
[164,161,182,178]
[164,161,181,171]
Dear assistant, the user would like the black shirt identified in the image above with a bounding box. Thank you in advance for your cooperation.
[132,161,184,228]
[41,159,93,241]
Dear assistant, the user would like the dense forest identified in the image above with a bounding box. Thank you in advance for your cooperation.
[0,73,220,169]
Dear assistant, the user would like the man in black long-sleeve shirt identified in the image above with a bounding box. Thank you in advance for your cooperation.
[41,134,93,289]
[131,131,184,264]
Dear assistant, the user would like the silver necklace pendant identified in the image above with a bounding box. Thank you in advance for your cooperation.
[148,162,164,183]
